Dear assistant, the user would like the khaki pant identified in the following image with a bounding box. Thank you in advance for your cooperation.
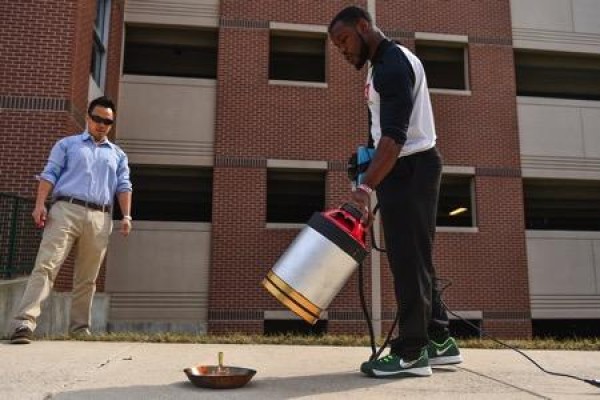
[12,201,113,333]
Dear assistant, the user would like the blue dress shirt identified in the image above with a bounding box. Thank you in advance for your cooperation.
[40,132,132,206]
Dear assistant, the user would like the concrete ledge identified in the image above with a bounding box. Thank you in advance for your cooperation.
[0,278,109,336]
[0,278,28,336]
[108,321,207,334]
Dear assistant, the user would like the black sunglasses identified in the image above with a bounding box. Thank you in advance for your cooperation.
[89,114,114,126]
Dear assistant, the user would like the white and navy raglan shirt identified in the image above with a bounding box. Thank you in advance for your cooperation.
[365,39,437,157]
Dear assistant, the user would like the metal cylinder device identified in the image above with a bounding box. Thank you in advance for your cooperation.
[262,204,368,324]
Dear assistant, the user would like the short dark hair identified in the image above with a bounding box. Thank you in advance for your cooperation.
[328,6,372,33]
[88,96,116,115]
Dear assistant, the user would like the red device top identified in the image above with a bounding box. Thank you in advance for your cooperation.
[322,204,367,246]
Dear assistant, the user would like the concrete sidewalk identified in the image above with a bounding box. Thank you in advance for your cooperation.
[1,340,599,399]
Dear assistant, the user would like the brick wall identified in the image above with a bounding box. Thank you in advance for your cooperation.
[377,0,512,38]
[210,0,530,338]
[378,0,530,338]
[210,0,369,333]
[105,0,125,114]
[0,0,76,197]
[3,0,530,338]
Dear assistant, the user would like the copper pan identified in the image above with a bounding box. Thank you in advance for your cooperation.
[184,352,256,389]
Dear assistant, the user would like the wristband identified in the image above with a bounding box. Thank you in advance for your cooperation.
[357,183,374,195]
[122,215,132,221]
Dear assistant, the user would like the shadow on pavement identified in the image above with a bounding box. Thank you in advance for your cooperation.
[53,369,460,399]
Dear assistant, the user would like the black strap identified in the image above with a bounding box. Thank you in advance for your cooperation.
[55,196,111,213]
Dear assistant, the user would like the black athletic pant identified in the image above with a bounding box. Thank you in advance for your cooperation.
[375,147,449,360]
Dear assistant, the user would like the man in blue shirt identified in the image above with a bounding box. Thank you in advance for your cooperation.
[10,96,132,344]
[329,7,462,378]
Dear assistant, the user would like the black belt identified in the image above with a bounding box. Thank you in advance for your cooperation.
[55,196,111,213]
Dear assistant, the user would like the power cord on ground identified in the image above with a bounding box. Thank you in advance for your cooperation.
[437,278,600,390]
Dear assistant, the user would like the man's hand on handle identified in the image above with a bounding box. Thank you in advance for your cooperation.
[351,187,373,228]
[347,137,402,229]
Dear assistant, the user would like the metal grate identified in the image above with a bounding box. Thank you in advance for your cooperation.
[0,193,42,278]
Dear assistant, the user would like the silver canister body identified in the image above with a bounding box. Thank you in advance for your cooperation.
[262,211,367,324]
[273,225,358,309]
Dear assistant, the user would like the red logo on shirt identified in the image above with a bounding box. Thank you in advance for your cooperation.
[364,83,373,105]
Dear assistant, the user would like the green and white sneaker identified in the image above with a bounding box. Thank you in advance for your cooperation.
[427,337,463,366]
[360,348,432,378]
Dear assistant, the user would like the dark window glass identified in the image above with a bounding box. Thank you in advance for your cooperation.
[94,0,107,33]
[123,26,218,79]
[416,44,466,90]
[114,166,212,222]
[267,169,326,223]
[533,319,600,339]
[90,0,109,86]
[264,319,327,335]
[524,179,600,231]
[437,175,474,227]
[448,319,481,339]
[515,50,600,101]
[269,34,326,82]
[90,40,104,84]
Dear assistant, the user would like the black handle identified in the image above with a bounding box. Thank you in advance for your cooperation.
[341,203,363,221]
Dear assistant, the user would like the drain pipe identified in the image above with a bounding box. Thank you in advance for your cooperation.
[370,202,382,338]
[366,0,382,339]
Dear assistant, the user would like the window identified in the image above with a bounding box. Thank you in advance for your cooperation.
[524,179,600,231]
[267,169,326,223]
[91,0,111,88]
[437,175,474,227]
[114,166,213,222]
[515,51,600,101]
[416,43,467,90]
[264,319,327,335]
[123,26,218,79]
[269,32,326,82]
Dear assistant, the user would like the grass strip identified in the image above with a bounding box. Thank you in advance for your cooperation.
[38,332,600,351]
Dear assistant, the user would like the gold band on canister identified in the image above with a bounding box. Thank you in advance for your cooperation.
[262,271,322,325]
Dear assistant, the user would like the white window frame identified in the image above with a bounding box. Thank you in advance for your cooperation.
[415,32,471,96]
[268,22,328,88]
[437,166,478,233]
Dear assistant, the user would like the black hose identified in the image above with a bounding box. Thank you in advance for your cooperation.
[357,260,376,357]
[358,203,399,361]
[369,204,385,252]
[437,279,600,388]
[357,259,399,361]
